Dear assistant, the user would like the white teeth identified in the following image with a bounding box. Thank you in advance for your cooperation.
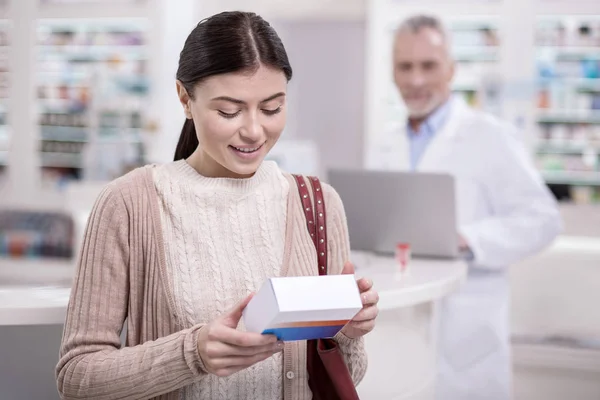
[233,146,260,153]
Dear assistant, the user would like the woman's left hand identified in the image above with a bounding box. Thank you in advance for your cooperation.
[340,261,379,339]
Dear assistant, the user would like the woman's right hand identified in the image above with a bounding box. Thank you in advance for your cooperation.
[197,294,283,377]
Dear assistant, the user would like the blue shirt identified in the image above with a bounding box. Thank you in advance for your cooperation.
[407,99,453,170]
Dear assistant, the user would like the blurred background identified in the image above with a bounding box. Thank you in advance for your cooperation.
[0,0,599,399]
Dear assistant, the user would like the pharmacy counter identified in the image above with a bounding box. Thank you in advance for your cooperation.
[352,251,467,400]
[0,285,71,326]
[0,253,466,400]
[0,259,72,326]
[0,253,466,326]
[352,251,467,309]
[0,259,73,399]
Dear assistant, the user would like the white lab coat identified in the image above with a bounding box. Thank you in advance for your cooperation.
[375,99,562,399]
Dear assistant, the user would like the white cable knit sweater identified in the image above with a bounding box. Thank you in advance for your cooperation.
[154,160,290,400]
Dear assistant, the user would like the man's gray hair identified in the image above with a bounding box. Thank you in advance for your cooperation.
[395,14,450,42]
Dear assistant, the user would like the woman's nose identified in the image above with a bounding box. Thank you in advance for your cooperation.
[240,114,263,141]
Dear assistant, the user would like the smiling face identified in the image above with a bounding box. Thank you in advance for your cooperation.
[177,64,288,179]
[393,27,455,119]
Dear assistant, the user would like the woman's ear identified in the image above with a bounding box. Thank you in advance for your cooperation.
[176,80,192,119]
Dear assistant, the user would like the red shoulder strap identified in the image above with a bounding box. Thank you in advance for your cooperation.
[293,175,328,276]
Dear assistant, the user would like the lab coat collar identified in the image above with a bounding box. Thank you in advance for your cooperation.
[373,96,473,172]
[416,97,470,172]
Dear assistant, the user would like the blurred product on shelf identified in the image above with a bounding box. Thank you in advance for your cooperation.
[451,23,500,48]
[537,17,600,47]
[481,27,500,47]
[571,185,600,203]
[0,210,74,259]
[40,112,88,128]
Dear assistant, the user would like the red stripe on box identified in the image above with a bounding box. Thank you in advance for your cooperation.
[272,320,350,328]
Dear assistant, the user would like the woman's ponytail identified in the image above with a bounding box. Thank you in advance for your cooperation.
[173,119,199,161]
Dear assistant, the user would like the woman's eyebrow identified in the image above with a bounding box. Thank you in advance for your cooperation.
[210,92,286,105]
[260,92,286,103]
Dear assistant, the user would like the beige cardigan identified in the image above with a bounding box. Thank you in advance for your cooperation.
[56,165,367,400]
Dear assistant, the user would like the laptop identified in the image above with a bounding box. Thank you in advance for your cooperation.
[327,169,458,259]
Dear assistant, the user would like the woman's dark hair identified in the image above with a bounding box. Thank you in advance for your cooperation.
[174,11,293,161]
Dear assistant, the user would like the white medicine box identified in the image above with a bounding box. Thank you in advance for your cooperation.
[242,275,362,342]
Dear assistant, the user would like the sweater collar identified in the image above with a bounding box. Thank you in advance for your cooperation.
[170,159,280,194]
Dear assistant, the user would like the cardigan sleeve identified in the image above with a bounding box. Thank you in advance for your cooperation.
[56,181,208,400]
[322,183,369,385]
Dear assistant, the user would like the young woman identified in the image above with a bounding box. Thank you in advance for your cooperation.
[56,11,379,400]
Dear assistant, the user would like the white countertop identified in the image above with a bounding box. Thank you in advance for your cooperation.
[0,253,466,326]
[0,258,73,326]
[0,285,71,326]
[352,251,467,310]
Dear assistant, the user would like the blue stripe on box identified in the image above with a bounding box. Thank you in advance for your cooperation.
[263,325,345,342]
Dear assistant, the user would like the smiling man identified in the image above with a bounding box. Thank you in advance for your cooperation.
[387,14,562,400]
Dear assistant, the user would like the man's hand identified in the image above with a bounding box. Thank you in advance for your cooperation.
[458,234,470,251]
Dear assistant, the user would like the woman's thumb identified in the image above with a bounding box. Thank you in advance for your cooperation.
[222,293,254,327]
[341,261,355,275]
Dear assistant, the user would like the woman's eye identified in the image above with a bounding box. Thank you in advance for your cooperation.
[218,110,241,119]
[262,106,282,116]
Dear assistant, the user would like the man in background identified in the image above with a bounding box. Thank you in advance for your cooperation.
[389,15,562,399]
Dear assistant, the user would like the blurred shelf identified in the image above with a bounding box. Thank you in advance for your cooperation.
[538,78,600,91]
[574,78,600,92]
[38,98,72,105]
[40,125,88,138]
[452,82,479,92]
[41,72,147,82]
[542,171,600,186]
[448,20,499,31]
[96,135,143,144]
[38,44,147,52]
[40,126,142,139]
[37,44,148,61]
[537,109,600,124]
[37,3,152,20]
[38,70,89,80]
[536,144,599,155]
[37,99,88,111]
[453,46,499,62]
[41,135,88,143]
[538,46,600,61]
[39,152,82,168]
[41,134,142,144]
[538,14,600,23]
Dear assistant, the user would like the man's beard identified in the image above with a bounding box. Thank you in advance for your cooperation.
[405,95,444,119]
